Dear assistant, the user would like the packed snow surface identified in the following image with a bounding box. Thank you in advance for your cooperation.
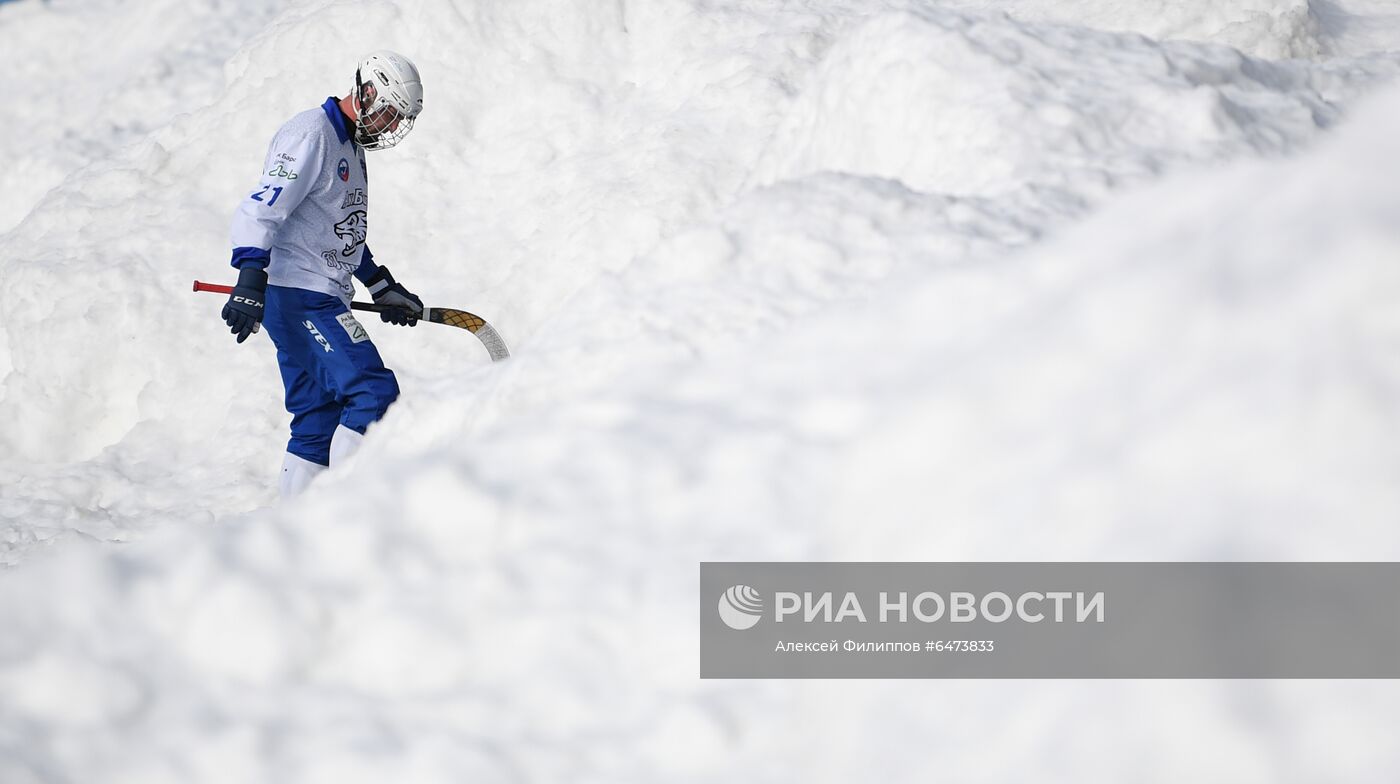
[2,0,1400,781]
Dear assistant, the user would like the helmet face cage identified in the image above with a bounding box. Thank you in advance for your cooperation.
[352,58,421,151]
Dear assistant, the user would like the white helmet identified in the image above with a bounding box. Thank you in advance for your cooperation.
[352,50,424,150]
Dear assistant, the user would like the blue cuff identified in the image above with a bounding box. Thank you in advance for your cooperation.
[353,246,381,284]
[231,246,270,270]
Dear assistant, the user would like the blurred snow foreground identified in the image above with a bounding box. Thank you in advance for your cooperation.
[2,0,1400,781]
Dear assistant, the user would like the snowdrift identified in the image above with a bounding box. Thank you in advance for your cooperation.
[2,0,1400,781]
[958,0,1326,59]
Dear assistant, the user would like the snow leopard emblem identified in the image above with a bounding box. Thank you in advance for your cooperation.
[334,210,367,257]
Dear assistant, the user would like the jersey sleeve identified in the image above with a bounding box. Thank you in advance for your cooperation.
[353,245,381,284]
[229,130,323,269]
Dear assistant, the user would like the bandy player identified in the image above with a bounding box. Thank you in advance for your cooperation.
[220,51,426,496]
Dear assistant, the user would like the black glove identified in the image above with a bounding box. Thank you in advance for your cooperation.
[221,266,267,343]
[365,266,424,327]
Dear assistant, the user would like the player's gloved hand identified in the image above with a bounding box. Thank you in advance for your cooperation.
[221,266,267,343]
[365,266,424,327]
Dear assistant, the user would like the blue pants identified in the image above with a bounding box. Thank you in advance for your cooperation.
[262,285,399,465]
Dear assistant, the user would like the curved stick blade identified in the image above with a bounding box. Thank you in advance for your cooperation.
[427,308,511,361]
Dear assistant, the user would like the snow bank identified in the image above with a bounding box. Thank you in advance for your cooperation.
[0,0,280,234]
[4,72,1400,784]
[4,1,1393,564]
[751,6,1343,201]
[3,0,1400,780]
[972,0,1325,59]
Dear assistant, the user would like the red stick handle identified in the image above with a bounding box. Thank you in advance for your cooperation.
[195,279,264,335]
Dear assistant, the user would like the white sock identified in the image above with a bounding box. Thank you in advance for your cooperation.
[279,452,327,498]
[329,424,366,466]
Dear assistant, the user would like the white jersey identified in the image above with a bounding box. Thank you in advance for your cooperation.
[230,98,370,302]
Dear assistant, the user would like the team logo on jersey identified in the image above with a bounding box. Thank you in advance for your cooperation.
[333,210,368,256]
[338,158,350,182]
[267,163,298,180]
[340,188,367,209]
[321,249,356,272]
